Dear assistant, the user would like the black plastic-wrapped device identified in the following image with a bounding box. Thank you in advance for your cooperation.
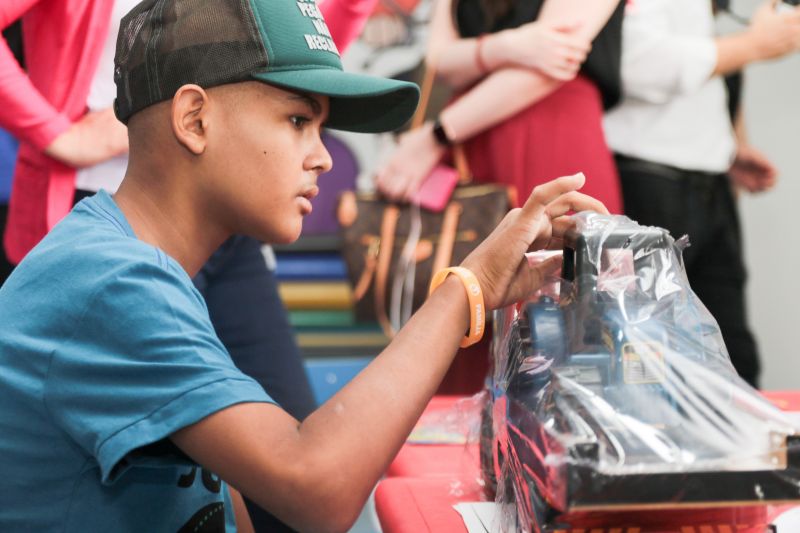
[482,213,800,532]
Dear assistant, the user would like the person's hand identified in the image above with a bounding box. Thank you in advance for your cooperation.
[499,22,591,81]
[375,122,446,201]
[748,0,800,61]
[461,173,608,311]
[729,144,778,193]
[44,107,129,168]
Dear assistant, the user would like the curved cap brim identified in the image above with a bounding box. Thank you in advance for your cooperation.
[252,68,419,133]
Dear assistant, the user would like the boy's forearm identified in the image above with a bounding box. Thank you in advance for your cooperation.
[185,276,471,533]
[291,275,470,525]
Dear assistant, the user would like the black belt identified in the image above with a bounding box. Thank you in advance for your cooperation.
[614,153,724,186]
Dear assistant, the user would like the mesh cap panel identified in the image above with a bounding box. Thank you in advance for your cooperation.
[114,0,268,122]
[113,0,420,132]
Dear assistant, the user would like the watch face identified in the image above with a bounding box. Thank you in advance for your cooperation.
[433,122,451,146]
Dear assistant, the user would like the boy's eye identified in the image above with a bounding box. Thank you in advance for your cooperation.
[290,115,311,129]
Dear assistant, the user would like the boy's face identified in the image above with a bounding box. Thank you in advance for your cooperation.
[203,81,332,244]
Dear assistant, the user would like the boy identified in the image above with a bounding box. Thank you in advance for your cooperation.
[0,0,606,531]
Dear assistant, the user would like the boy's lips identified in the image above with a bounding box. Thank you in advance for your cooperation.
[298,184,319,201]
[297,184,319,215]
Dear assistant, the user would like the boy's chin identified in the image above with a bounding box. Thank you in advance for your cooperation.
[262,221,304,245]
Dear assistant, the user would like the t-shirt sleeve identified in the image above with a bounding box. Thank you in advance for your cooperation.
[44,260,275,484]
[620,0,717,103]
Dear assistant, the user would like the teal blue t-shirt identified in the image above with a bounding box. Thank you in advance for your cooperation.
[0,191,274,532]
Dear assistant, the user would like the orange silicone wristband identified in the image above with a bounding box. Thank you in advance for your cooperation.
[429,266,485,348]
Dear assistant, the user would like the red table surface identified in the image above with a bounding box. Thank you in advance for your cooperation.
[377,391,800,533]
[386,443,481,479]
[375,477,486,533]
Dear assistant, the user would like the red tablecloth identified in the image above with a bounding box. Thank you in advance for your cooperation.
[377,391,800,533]
[375,477,486,533]
[376,477,784,533]
[386,443,481,479]
[386,395,482,479]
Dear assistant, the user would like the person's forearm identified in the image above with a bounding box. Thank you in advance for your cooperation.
[291,275,470,529]
[538,0,621,41]
[0,37,72,149]
[733,106,747,145]
[0,0,73,149]
[440,67,560,142]
[434,0,621,91]
[436,0,620,141]
[434,31,515,90]
[714,32,762,77]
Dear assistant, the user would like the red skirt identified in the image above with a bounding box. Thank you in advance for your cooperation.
[465,75,623,214]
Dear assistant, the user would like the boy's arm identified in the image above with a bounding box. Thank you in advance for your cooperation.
[172,174,608,533]
[229,487,255,533]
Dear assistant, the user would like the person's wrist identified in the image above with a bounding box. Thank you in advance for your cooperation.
[746,25,781,61]
[443,275,471,337]
[429,267,484,348]
[431,119,453,147]
[423,121,449,154]
[487,29,514,68]
[746,29,767,61]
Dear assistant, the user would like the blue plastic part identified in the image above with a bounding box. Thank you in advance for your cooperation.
[304,357,372,405]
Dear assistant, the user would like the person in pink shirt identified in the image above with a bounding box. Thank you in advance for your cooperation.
[0,0,375,260]
[0,1,377,531]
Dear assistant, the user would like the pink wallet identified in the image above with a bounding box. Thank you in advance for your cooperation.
[411,165,459,212]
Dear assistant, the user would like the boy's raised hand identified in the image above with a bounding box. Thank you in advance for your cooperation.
[461,173,608,310]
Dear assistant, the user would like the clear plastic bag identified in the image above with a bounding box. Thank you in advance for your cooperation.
[481,213,800,533]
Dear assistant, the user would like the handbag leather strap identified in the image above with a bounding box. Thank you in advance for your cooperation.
[373,201,463,337]
[352,236,380,302]
[375,206,400,337]
[431,202,462,274]
[410,58,472,183]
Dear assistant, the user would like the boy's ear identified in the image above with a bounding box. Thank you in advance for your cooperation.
[171,84,209,155]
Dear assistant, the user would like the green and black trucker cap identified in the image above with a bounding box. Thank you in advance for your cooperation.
[114,0,420,133]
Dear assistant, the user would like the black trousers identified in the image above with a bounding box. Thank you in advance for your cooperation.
[74,190,312,531]
[615,155,760,387]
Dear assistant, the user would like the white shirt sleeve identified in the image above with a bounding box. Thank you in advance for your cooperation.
[620,0,718,104]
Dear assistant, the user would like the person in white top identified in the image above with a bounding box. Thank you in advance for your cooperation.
[603,0,800,387]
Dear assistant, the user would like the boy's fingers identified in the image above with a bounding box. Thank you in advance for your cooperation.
[520,173,586,220]
[549,217,577,242]
[506,255,562,306]
[545,191,609,219]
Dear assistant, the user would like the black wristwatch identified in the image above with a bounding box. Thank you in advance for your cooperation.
[432,119,453,147]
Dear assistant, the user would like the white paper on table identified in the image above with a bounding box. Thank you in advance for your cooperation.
[453,502,511,533]
[773,506,800,530]
[784,411,800,428]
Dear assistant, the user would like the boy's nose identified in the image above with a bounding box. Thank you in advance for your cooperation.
[310,136,333,175]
